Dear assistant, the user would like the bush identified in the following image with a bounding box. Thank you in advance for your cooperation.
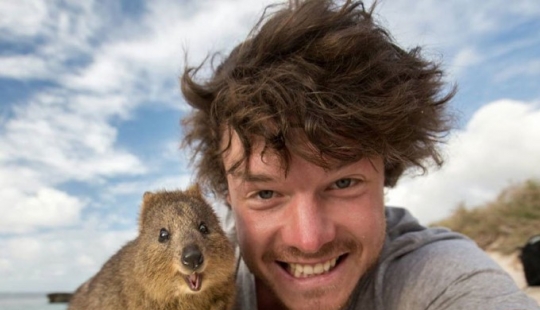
[432,180,540,254]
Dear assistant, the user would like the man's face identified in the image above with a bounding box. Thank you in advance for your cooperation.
[223,132,386,310]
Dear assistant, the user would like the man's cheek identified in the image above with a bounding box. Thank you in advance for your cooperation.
[232,209,253,245]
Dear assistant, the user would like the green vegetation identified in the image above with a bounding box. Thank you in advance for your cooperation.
[432,179,540,254]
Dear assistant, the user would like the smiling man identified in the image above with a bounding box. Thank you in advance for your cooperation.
[223,132,386,309]
[180,0,539,309]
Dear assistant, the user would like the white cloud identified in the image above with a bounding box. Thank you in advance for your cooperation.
[0,91,145,183]
[4,237,43,261]
[373,0,540,85]
[386,99,540,224]
[449,47,482,77]
[375,0,540,49]
[0,0,107,81]
[495,58,540,82]
[0,91,145,235]
[0,55,52,80]
[0,0,101,46]
[0,0,48,38]
[0,0,108,83]
[63,57,134,94]
[60,0,274,101]
[0,228,136,291]
[0,166,44,192]
[0,187,85,234]
[107,174,193,197]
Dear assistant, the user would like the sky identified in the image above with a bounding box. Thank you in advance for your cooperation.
[1,0,539,293]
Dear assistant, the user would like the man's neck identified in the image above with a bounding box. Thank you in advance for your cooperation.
[255,278,287,310]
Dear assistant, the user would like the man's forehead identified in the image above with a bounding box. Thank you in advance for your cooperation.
[221,129,278,165]
[224,148,284,180]
[220,127,364,178]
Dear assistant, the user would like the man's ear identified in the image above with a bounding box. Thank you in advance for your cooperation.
[225,190,232,206]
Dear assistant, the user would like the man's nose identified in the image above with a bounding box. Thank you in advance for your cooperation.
[281,194,336,254]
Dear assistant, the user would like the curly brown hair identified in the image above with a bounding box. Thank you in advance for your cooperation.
[180,0,455,199]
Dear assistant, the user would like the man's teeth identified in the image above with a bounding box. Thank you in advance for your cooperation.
[288,258,338,278]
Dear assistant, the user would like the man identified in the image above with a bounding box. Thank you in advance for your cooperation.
[180,0,540,309]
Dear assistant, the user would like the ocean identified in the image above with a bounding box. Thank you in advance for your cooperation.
[0,293,67,310]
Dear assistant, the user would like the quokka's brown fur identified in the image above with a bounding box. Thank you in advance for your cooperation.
[68,185,236,310]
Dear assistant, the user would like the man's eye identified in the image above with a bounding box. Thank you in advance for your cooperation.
[257,190,274,199]
[334,178,352,189]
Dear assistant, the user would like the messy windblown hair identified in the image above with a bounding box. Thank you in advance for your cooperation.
[181,0,455,199]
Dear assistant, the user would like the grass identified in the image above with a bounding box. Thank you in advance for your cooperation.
[431,179,540,254]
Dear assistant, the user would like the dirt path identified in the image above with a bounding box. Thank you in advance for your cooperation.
[487,251,540,305]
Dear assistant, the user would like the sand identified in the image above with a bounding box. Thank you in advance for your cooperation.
[487,251,540,305]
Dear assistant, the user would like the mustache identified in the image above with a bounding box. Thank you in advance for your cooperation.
[262,239,359,263]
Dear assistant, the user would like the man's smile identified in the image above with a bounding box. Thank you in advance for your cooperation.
[276,254,348,278]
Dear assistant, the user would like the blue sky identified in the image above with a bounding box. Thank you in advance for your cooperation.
[1,0,540,293]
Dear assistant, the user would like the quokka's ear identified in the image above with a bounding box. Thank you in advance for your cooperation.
[141,191,155,213]
[184,183,203,198]
[143,191,154,201]
[139,191,155,232]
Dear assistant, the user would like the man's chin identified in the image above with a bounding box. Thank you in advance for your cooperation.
[259,267,354,310]
[277,289,351,310]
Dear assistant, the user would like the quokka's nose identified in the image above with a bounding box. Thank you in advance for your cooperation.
[181,244,204,271]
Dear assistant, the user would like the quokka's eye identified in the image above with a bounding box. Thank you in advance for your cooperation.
[158,228,170,243]
[198,222,209,235]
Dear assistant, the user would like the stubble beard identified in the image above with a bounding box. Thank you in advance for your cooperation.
[244,238,381,310]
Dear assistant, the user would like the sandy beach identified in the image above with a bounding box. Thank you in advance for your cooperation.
[488,251,540,305]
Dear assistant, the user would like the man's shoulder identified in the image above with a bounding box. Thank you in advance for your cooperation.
[375,207,539,309]
[382,237,538,309]
[383,234,499,289]
[382,207,506,282]
[383,206,473,259]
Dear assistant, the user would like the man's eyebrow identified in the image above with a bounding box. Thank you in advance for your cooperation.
[227,170,276,183]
